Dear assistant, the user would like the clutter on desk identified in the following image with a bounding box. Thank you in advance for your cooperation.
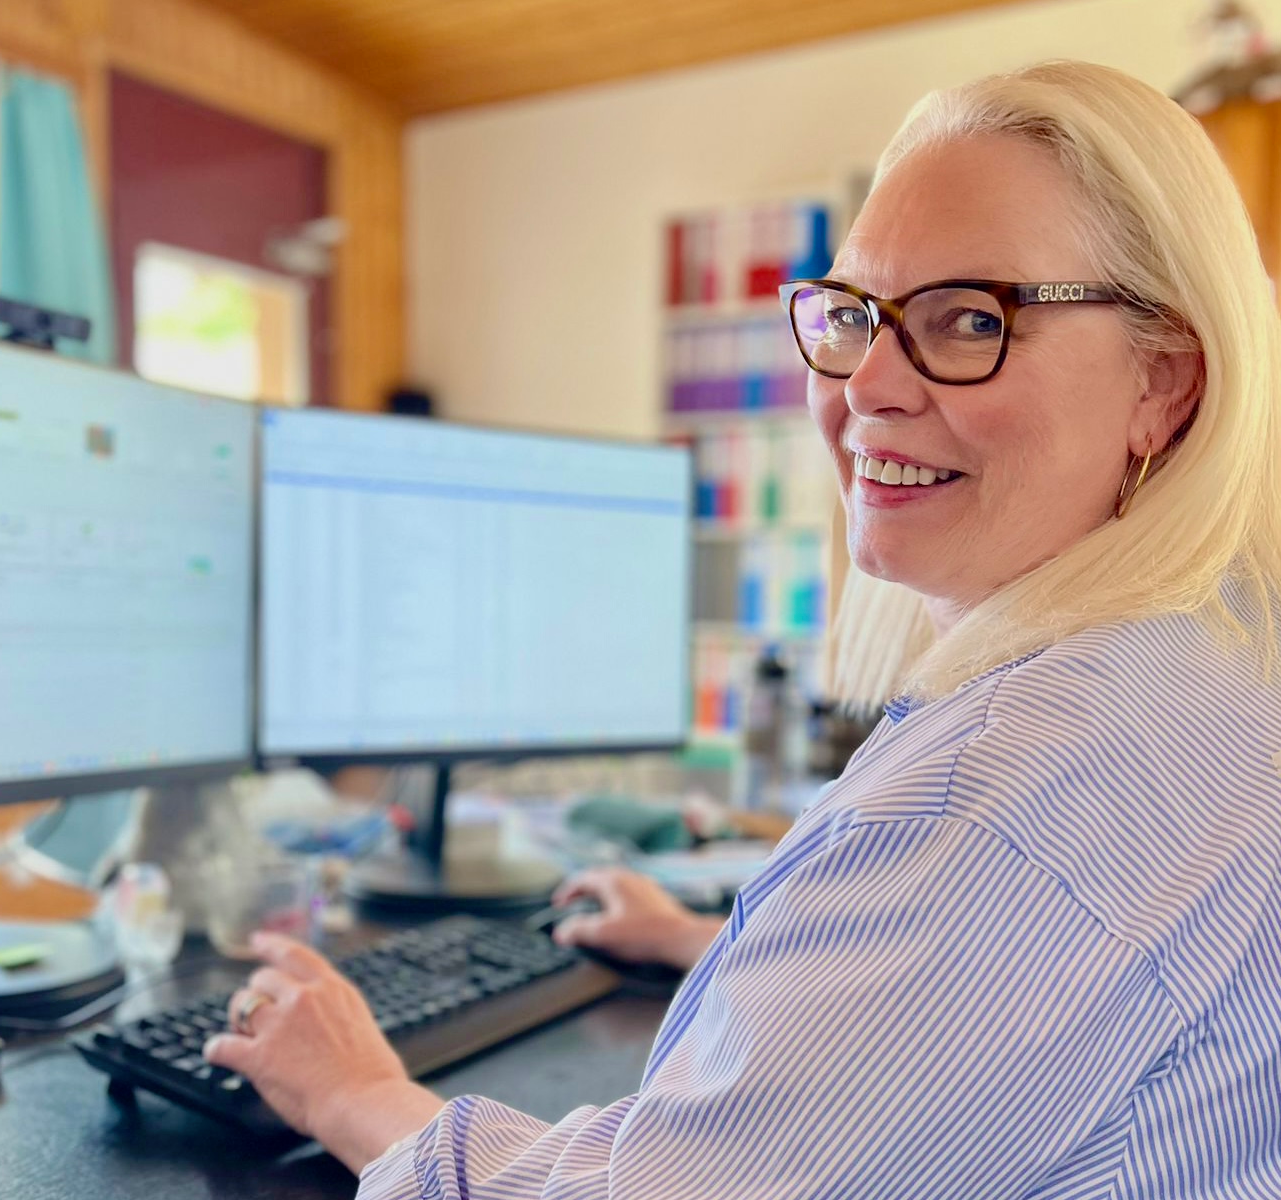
[111,772,349,945]
[105,861,183,967]
[566,794,693,854]
[636,841,775,910]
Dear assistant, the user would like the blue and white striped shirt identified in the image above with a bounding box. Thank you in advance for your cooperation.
[359,594,1281,1200]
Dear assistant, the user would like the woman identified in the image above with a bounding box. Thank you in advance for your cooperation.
[205,60,1281,1198]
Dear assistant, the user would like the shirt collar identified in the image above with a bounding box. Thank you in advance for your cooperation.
[882,648,1047,726]
[883,695,923,725]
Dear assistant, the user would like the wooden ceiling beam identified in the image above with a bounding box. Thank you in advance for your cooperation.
[194,0,1032,115]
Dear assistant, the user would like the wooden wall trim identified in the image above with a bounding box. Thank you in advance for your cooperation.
[104,0,352,146]
[0,4,87,82]
[0,0,404,411]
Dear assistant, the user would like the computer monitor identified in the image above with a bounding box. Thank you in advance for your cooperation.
[0,342,256,1021]
[258,406,693,911]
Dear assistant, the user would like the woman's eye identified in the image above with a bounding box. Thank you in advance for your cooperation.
[826,306,867,333]
[943,308,1001,337]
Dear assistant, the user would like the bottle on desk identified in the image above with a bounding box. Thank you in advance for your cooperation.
[740,645,808,813]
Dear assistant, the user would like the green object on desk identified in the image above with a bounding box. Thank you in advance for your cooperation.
[0,941,52,970]
[567,795,693,854]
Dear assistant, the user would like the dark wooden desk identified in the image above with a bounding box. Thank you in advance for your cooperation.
[0,948,671,1200]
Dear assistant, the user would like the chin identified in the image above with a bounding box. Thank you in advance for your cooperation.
[850,533,961,600]
[850,536,913,586]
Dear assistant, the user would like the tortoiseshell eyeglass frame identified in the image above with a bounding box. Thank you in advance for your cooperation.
[779,278,1131,385]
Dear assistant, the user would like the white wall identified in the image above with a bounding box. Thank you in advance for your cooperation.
[406,0,1281,438]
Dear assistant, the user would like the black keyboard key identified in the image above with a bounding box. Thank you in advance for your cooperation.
[215,1074,252,1103]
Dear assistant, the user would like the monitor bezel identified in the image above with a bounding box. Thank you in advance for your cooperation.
[0,343,258,807]
[0,757,254,807]
[254,404,694,769]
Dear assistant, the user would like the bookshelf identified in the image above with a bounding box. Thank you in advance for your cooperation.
[660,197,837,750]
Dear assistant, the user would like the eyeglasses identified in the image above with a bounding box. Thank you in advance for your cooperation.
[779,278,1129,385]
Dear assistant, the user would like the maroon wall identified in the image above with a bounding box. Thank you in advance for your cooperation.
[109,72,332,404]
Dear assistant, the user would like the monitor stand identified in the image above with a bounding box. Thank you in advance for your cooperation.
[343,764,563,916]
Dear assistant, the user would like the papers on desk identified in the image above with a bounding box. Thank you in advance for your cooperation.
[512,792,770,906]
[632,841,773,909]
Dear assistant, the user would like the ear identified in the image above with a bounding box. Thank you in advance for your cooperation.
[1129,345,1204,456]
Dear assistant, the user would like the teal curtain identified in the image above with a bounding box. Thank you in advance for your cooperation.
[0,67,116,364]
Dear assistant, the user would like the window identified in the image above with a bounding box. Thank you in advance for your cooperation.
[134,243,309,405]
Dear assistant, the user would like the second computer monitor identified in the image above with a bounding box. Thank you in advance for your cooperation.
[258,408,692,763]
[0,343,256,805]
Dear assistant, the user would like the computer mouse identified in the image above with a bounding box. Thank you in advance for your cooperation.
[573,945,686,993]
[524,895,602,934]
[525,899,686,992]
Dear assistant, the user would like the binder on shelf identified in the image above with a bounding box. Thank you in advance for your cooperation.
[785,533,825,632]
[663,323,808,416]
[665,195,839,753]
[667,330,695,412]
[665,222,684,307]
[740,321,769,410]
[664,199,832,312]
[693,636,740,736]
[767,320,806,410]
[788,205,832,280]
[693,436,717,519]
[737,538,768,630]
[715,433,737,520]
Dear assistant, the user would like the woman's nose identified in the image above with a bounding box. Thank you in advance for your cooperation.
[843,323,929,417]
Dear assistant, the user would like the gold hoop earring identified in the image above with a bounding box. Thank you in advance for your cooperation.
[1114,443,1153,519]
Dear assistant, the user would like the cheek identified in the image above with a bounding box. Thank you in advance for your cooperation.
[970,407,1058,490]
[958,382,1125,522]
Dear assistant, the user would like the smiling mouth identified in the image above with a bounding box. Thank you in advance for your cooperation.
[853,453,963,487]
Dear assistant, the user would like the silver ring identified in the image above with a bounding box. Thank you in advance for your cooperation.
[233,991,271,1036]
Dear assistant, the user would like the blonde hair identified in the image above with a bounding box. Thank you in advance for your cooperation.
[830,60,1281,713]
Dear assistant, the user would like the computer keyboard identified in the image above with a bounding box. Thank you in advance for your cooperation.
[73,914,623,1139]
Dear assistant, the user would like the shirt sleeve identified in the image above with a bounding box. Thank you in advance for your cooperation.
[358,815,1185,1200]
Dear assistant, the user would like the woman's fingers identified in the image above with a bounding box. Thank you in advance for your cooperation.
[552,912,609,949]
[552,866,630,909]
[552,870,607,907]
[203,1028,255,1073]
[246,965,299,1002]
[249,931,332,982]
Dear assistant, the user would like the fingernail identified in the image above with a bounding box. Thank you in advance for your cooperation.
[203,1036,223,1060]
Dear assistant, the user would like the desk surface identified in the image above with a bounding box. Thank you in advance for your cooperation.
[1,949,670,1200]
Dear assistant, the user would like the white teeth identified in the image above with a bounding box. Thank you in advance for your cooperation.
[853,453,955,487]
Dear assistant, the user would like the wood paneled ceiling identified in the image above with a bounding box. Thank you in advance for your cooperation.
[194,0,1032,116]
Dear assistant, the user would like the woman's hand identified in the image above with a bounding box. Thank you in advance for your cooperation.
[551,867,723,971]
[203,932,444,1174]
